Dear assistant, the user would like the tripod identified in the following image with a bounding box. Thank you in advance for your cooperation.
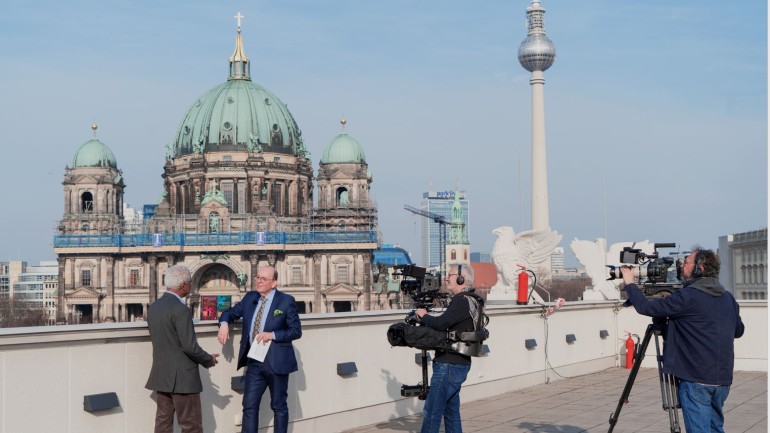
[608,319,682,433]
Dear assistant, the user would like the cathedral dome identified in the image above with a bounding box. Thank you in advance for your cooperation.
[321,127,366,164]
[171,80,304,157]
[170,26,305,158]
[72,138,118,169]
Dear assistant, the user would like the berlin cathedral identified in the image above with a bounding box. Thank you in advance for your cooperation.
[53,22,394,324]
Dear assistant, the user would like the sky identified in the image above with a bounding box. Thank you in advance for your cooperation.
[0,0,766,268]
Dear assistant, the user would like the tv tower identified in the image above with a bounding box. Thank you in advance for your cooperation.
[518,0,556,232]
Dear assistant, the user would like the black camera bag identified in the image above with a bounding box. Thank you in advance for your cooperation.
[387,322,452,351]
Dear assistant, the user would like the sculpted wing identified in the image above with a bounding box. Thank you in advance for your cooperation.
[515,228,562,270]
[491,226,520,290]
[570,238,608,285]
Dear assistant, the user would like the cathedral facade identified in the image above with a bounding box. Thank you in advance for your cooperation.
[53,24,388,324]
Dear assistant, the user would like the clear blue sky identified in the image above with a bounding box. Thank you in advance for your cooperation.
[0,0,766,267]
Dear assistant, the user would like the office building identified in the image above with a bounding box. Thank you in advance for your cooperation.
[420,189,469,269]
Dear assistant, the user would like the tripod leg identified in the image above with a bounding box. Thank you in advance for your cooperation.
[653,332,682,433]
[608,324,655,433]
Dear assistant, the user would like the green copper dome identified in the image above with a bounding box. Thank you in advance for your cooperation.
[170,26,306,158]
[321,133,366,164]
[72,138,118,169]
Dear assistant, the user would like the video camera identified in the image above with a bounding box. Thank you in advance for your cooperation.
[608,243,683,296]
[396,265,448,322]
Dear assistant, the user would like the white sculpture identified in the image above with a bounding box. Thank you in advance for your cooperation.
[490,226,562,298]
[570,238,655,300]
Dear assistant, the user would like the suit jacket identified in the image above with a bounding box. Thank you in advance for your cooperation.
[145,293,213,393]
[219,289,302,373]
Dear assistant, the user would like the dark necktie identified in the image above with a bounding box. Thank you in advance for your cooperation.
[251,298,267,342]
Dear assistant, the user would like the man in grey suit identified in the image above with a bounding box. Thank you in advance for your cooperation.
[146,264,219,433]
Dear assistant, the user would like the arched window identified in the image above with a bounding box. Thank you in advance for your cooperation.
[451,249,457,260]
[81,191,94,213]
[741,266,747,284]
[464,250,468,260]
[336,187,349,207]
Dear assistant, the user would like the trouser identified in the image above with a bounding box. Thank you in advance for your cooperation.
[242,358,290,433]
[678,380,731,433]
[421,361,471,433]
[154,391,202,433]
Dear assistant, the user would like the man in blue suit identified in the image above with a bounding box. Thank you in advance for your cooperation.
[217,266,302,433]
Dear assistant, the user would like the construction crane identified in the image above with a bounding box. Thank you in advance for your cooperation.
[403,204,465,278]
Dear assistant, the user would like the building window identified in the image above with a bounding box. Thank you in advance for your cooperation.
[333,301,352,312]
[741,266,746,284]
[130,269,141,286]
[221,180,234,213]
[81,192,94,213]
[450,249,456,260]
[82,270,92,287]
[291,266,302,285]
[337,266,349,284]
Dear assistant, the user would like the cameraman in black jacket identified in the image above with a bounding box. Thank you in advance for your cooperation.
[415,264,483,433]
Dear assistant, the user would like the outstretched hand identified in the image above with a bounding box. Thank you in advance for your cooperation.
[217,323,230,345]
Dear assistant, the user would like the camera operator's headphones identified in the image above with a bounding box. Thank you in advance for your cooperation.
[455,265,465,285]
[692,250,703,278]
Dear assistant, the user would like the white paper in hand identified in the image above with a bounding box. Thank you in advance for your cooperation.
[247,339,271,362]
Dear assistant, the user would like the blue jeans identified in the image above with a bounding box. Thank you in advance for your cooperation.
[421,361,471,433]
[678,380,731,433]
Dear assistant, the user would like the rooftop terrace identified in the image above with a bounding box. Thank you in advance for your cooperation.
[0,300,766,432]
[348,368,767,433]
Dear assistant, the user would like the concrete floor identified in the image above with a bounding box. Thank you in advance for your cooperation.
[345,368,767,433]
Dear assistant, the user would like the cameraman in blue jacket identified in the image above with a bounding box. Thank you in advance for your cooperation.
[621,247,744,433]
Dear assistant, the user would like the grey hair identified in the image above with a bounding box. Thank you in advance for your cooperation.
[164,265,192,290]
[449,263,474,285]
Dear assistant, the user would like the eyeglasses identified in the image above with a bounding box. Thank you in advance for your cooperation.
[255,277,274,282]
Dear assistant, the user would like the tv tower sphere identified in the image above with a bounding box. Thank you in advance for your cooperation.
[518,34,555,72]
[517,1,556,72]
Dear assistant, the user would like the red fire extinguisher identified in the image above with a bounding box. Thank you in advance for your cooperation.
[517,265,529,305]
[624,333,634,369]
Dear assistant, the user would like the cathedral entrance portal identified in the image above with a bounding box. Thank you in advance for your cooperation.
[71,305,93,324]
[196,264,239,320]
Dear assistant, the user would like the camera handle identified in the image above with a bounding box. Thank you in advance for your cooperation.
[607,322,682,433]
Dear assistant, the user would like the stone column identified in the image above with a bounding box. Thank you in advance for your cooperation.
[56,257,67,324]
[105,257,115,321]
[148,256,158,303]
[96,257,102,290]
[313,253,322,309]
[232,178,239,213]
[249,254,259,292]
[69,258,75,290]
[362,253,372,311]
